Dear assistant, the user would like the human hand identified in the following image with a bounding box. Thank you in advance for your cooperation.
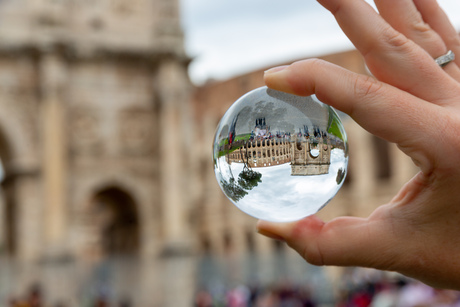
[258,0,460,289]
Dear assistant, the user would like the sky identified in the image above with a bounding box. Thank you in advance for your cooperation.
[216,148,347,222]
[180,0,460,85]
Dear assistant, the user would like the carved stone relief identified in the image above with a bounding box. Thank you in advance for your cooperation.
[70,108,103,156]
[117,108,154,156]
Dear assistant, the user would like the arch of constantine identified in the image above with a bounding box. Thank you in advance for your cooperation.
[0,0,196,305]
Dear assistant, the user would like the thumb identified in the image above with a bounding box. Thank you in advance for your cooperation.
[256,211,402,270]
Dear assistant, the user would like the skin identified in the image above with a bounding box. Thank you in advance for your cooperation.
[257,0,460,289]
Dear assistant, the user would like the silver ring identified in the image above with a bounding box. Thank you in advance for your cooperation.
[435,50,455,67]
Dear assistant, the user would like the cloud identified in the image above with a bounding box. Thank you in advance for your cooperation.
[215,149,348,222]
[181,0,341,84]
[181,0,460,85]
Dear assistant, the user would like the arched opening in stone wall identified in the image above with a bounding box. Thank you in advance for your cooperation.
[90,187,140,257]
[0,127,15,256]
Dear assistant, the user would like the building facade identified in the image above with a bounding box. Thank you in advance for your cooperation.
[225,132,334,175]
[0,1,420,305]
[0,0,196,305]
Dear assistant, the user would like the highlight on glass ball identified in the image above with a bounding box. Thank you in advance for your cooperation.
[212,86,348,222]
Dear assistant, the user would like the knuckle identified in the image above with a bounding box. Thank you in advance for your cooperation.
[412,19,432,34]
[308,58,329,72]
[411,21,447,57]
[287,59,328,96]
[383,28,411,50]
[291,58,327,72]
[352,75,383,100]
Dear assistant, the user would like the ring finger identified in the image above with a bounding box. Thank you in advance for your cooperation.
[316,0,459,104]
[375,0,460,80]
[414,0,460,78]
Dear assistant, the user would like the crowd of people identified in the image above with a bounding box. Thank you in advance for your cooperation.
[194,281,316,307]
[336,269,460,307]
[194,268,460,307]
[6,283,132,307]
[6,268,460,306]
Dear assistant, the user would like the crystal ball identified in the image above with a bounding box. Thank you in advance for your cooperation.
[212,86,348,222]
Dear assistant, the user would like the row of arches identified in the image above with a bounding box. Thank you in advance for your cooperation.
[247,138,289,148]
[247,148,289,159]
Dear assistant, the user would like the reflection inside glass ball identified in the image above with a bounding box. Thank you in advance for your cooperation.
[213,86,348,222]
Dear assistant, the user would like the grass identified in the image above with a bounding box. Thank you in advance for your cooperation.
[215,133,252,158]
[327,108,346,141]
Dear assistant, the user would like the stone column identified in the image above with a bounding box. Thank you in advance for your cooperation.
[40,50,68,258]
[156,58,192,253]
[0,188,5,252]
[159,255,197,307]
[348,122,376,217]
[154,57,196,306]
[6,173,42,262]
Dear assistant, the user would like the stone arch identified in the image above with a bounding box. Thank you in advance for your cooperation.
[88,186,141,257]
[0,92,40,259]
[73,174,159,259]
[0,125,15,255]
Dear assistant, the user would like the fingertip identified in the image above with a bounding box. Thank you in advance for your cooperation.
[264,60,321,97]
[256,218,324,265]
[256,215,325,241]
[256,219,288,237]
[256,220,286,241]
[263,66,296,95]
[316,0,340,15]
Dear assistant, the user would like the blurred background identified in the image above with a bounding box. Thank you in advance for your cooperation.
[0,0,459,306]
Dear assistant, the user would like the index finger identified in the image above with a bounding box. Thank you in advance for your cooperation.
[264,59,440,174]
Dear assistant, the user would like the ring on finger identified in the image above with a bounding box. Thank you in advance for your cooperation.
[435,50,455,67]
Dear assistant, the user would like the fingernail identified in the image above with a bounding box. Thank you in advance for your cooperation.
[257,227,285,241]
[264,65,288,75]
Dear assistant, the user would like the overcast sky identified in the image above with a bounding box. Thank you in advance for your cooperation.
[180,0,460,85]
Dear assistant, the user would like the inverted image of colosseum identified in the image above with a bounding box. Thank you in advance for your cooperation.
[225,117,346,176]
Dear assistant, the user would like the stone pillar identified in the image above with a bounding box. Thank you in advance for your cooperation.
[156,58,192,253]
[13,173,43,262]
[0,188,5,252]
[154,58,196,306]
[159,255,197,307]
[348,122,376,217]
[40,50,68,258]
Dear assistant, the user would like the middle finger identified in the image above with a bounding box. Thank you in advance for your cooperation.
[317,0,458,104]
[375,0,446,56]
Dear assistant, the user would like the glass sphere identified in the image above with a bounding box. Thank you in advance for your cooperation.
[213,86,348,222]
